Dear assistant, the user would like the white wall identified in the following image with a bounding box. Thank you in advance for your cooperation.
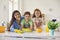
[9,0,19,21]
[18,0,24,15]
[0,0,60,25]
[0,0,9,25]
[20,0,60,23]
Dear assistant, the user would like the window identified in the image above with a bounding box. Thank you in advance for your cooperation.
[9,0,18,21]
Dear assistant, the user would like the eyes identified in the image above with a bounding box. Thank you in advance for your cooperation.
[25,15,30,17]
[35,11,40,14]
[14,13,20,19]
[25,14,30,17]
[14,13,20,16]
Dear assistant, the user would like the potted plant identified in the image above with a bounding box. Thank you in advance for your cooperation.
[48,19,59,36]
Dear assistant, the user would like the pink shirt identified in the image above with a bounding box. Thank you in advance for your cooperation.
[32,18,42,27]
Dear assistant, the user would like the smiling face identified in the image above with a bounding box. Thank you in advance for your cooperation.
[35,11,41,18]
[24,11,31,21]
[25,14,30,20]
[14,12,21,20]
[33,9,42,18]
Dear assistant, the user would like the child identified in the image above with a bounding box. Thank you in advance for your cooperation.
[21,11,33,31]
[9,10,23,32]
[32,9,43,31]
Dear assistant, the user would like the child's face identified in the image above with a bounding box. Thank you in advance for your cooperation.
[14,12,20,20]
[25,14,30,20]
[35,11,40,18]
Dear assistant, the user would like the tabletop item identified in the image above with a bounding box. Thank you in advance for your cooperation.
[48,20,59,36]
[0,26,5,33]
[22,28,32,32]
[36,28,42,33]
[14,29,23,34]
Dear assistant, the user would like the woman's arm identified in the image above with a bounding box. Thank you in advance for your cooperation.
[10,25,15,32]
[10,22,15,32]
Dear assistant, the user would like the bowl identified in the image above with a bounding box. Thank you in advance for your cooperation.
[0,26,5,33]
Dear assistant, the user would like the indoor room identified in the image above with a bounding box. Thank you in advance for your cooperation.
[0,0,60,40]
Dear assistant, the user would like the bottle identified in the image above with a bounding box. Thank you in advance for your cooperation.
[0,21,6,33]
[2,21,5,26]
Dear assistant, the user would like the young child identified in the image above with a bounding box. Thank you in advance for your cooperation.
[9,10,23,32]
[21,11,33,31]
[32,9,43,31]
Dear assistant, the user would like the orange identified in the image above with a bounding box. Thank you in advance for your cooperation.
[36,28,42,33]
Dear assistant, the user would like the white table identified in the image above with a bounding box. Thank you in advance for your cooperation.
[0,31,60,40]
[0,25,60,40]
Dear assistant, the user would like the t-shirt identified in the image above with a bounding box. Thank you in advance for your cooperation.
[10,16,24,32]
[32,18,43,27]
[21,19,33,28]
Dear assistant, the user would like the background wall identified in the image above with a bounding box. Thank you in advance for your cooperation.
[20,0,60,24]
[0,0,60,25]
[0,0,9,26]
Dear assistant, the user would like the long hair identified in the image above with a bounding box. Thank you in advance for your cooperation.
[32,9,42,18]
[8,10,21,31]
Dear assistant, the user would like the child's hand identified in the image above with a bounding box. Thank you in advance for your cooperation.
[22,28,32,32]
[29,28,32,30]
[17,18,20,21]
[14,29,23,34]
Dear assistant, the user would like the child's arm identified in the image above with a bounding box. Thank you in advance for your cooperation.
[34,23,37,30]
[29,20,33,30]
[21,25,24,28]
[40,18,43,28]
[30,25,33,30]
[32,18,36,30]
[37,18,43,28]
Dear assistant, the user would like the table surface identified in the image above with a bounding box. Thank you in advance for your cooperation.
[0,25,60,40]
[0,31,60,40]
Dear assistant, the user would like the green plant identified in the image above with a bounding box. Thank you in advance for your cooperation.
[48,21,59,30]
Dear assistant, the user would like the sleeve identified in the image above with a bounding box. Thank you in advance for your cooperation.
[29,20,33,25]
[10,25,15,32]
[10,22,15,32]
[40,18,43,25]
[32,18,35,22]
[21,19,24,25]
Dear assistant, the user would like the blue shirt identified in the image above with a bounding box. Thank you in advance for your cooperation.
[10,16,24,32]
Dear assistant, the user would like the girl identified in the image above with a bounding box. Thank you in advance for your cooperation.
[9,10,23,32]
[32,9,43,31]
[21,11,33,30]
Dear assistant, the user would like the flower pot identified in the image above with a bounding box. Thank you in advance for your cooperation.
[49,29,54,36]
